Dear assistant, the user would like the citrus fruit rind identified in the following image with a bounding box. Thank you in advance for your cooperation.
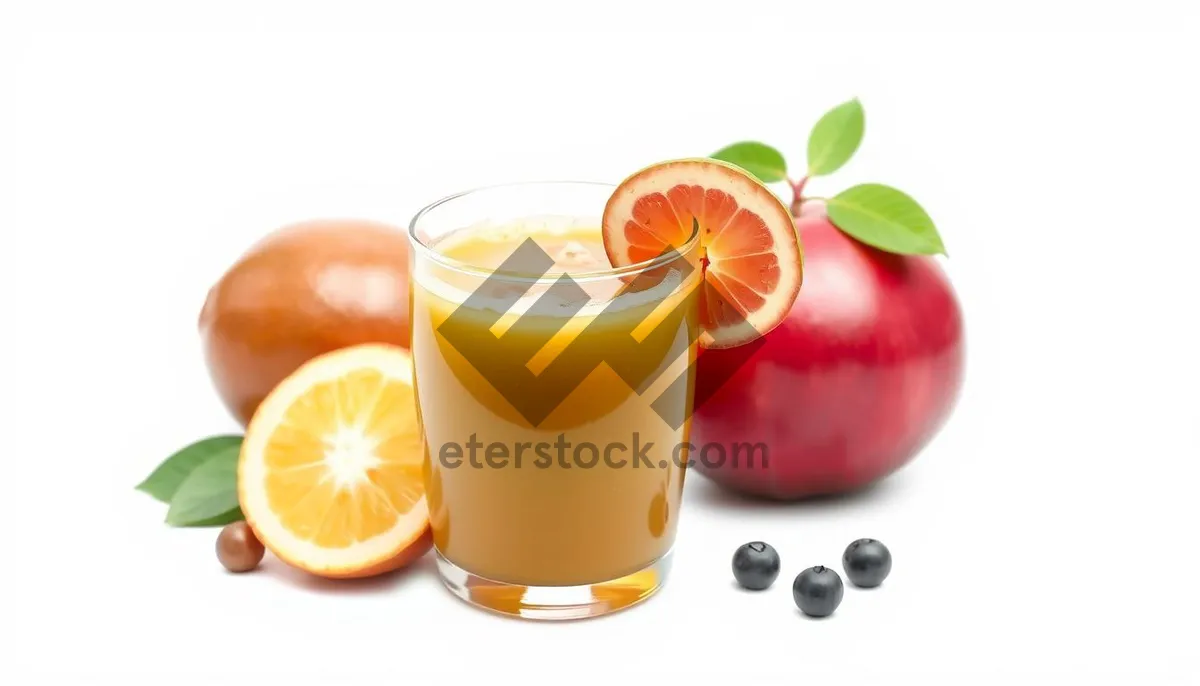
[602,158,803,348]
[238,343,431,579]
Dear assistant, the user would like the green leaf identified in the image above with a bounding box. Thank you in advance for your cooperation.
[136,435,243,503]
[165,444,242,527]
[827,183,946,255]
[807,98,865,176]
[711,141,788,183]
[188,507,246,528]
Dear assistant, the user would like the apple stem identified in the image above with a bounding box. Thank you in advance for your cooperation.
[788,176,809,217]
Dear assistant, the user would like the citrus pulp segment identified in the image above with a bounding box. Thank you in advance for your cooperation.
[238,344,431,579]
[601,158,802,348]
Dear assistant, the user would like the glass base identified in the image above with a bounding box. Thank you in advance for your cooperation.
[435,549,672,621]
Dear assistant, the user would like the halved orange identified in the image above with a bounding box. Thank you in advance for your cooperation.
[602,158,803,348]
[238,344,431,579]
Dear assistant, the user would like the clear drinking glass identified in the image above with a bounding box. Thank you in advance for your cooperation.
[408,181,701,619]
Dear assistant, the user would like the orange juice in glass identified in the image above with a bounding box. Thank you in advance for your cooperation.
[408,181,701,619]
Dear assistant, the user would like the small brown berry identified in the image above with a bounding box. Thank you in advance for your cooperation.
[216,521,265,573]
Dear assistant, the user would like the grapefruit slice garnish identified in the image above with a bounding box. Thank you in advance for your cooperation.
[238,344,432,579]
[601,158,802,348]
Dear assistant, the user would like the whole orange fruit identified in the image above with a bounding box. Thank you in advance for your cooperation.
[199,219,412,427]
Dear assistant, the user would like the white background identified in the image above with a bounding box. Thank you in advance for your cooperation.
[3,2,1199,683]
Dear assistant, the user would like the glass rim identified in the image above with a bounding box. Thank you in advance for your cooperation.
[407,180,701,284]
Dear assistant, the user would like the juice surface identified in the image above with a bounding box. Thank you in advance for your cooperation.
[412,221,698,586]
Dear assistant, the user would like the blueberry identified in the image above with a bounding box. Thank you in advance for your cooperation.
[842,538,892,588]
[731,541,781,590]
[792,566,844,617]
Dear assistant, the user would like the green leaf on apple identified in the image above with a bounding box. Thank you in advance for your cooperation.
[710,141,788,184]
[827,183,946,256]
[807,98,865,177]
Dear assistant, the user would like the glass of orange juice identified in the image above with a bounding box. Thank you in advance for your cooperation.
[408,181,701,620]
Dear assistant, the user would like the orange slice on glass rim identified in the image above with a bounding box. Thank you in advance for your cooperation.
[602,158,802,348]
[238,344,431,579]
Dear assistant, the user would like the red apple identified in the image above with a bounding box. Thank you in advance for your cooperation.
[690,200,965,499]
